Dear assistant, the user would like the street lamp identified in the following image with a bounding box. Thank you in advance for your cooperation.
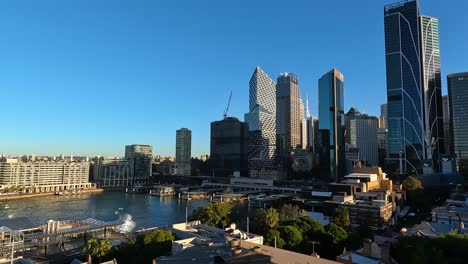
[307,240,320,255]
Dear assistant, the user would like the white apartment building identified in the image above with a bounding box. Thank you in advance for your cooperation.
[0,158,90,188]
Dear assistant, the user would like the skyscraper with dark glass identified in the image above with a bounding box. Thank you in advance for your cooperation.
[447,72,468,176]
[384,0,444,175]
[318,69,345,182]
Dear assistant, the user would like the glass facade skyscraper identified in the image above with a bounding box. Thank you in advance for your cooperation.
[384,0,444,175]
[447,73,468,175]
[244,66,277,172]
[318,69,345,182]
[420,15,444,166]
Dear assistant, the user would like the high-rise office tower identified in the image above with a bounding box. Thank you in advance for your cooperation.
[350,115,379,166]
[384,0,444,175]
[176,128,192,176]
[244,66,277,173]
[125,144,152,181]
[300,99,307,149]
[420,15,444,165]
[210,117,249,177]
[442,95,451,154]
[447,72,468,175]
[379,103,388,129]
[318,69,345,182]
[276,73,303,158]
[305,95,317,153]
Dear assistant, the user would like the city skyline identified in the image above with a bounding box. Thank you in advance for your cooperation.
[1,0,467,157]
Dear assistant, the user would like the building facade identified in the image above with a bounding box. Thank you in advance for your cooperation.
[176,128,192,176]
[210,117,249,177]
[350,115,379,166]
[420,15,445,167]
[276,73,303,156]
[93,157,133,187]
[0,158,90,188]
[378,128,388,168]
[244,66,277,174]
[384,0,444,175]
[448,72,468,176]
[442,95,451,155]
[318,69,345,182]
[125,144,152,180]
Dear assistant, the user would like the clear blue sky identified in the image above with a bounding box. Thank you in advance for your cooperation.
[1,0,467,157]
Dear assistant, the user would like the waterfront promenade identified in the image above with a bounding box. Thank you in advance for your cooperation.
[0,188,104,201]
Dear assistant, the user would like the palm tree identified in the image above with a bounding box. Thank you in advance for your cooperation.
[83,238,112,264]
[265,207,279,229]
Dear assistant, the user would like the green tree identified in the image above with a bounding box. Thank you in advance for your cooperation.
[188,202,234,228]
[292,216,325,237]
[325,223,348,245]
[143,229,175,245]
[264,229,285,248]
[392,232,468,264]
[112,229,175,263]
[332,208,350,228]
[278,204,305,223]
[265,207,279,229]
[83,238,112,264]
[255,207,279,233]
[402,176,423,191]
[277,225,303,249]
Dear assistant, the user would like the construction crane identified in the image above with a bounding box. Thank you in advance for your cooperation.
[223,90,232,119]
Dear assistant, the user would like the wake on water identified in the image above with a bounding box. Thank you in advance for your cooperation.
[114,210,136,233]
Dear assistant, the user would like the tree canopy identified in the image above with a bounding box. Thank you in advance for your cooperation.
[265,229,286,249]
[333,208,350,228]
[111,229,175,263]
[278,204,306,223]
[392,233,468,264]
[188,202,234,228]
[402,176,423,190]
[83,238,112,264]
[277,225,303,249]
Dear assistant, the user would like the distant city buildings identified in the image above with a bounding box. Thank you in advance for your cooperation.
[244,66,277,176]
[0,156,91,190]
[176,128,192,176]
[304,96,318,153]
[384,0,444,175]
[210,117,249,177]
[318,69,345,182]
[94,144,152,187]
[379,103,387,129]
[448,72,468,176]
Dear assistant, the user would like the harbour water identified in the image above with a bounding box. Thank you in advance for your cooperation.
[0,191,210,230]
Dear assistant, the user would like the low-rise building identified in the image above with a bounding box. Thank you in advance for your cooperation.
[93,157,133,187]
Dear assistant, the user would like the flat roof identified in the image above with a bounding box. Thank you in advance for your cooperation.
[0,217,36,231]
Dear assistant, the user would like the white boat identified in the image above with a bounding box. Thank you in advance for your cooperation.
[150,186,176,197]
